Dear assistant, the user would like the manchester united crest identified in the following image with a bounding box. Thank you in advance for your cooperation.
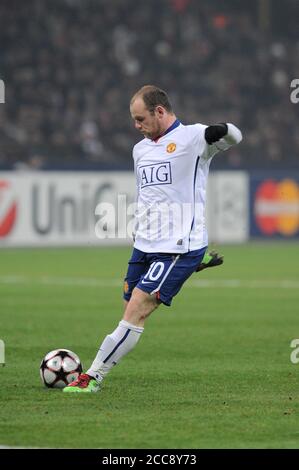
[167,142,176,153]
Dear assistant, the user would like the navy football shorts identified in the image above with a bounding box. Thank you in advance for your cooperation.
[123,246,207,306]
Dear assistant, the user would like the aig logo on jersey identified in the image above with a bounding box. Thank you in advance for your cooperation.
[139,162,172,188]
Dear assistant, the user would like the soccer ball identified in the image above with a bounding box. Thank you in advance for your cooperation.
[40,349,82,389]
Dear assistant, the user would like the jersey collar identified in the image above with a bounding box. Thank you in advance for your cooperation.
[153,119,181,142]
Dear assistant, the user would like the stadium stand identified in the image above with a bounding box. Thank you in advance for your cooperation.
[0,0,298,170]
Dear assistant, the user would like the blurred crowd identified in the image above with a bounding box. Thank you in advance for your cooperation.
[0,0,298,170]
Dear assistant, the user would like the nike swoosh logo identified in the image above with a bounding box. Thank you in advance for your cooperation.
[141,280,153,284]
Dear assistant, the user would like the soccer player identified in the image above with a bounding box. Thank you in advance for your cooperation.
[63,85,242,393]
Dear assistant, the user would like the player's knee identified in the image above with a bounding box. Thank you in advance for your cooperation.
[140,296,160,319]
[123,289,160,325]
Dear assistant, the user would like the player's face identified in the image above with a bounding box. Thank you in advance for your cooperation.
[130,98,163,140]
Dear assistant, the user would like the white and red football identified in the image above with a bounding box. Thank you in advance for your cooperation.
[40,349,82,389]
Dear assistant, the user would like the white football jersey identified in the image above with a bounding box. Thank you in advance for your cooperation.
[132,121,242,253]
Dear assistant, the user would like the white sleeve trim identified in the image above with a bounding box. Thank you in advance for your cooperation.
[202,122,242,160]
[223,123,243,145]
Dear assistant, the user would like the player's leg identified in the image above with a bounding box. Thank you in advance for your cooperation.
[83,288,158,385]
[123,286,160,327]
[63,249,155,393]
[64,293,158,393]
[123,288,160,324]
[94,246,208,383]
[114,247,208,377]
[63,248,207,393]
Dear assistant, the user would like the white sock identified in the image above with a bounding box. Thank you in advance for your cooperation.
[86,320,144,383]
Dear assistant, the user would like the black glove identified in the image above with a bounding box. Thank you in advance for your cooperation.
[205,123,228,145]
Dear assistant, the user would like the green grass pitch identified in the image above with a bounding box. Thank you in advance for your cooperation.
[0,243,298,449]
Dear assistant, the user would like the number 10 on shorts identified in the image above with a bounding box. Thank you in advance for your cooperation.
[144,262,165,282]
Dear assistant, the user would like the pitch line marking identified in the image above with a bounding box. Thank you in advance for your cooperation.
[0,444,44,449]
[0,276,299,289]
